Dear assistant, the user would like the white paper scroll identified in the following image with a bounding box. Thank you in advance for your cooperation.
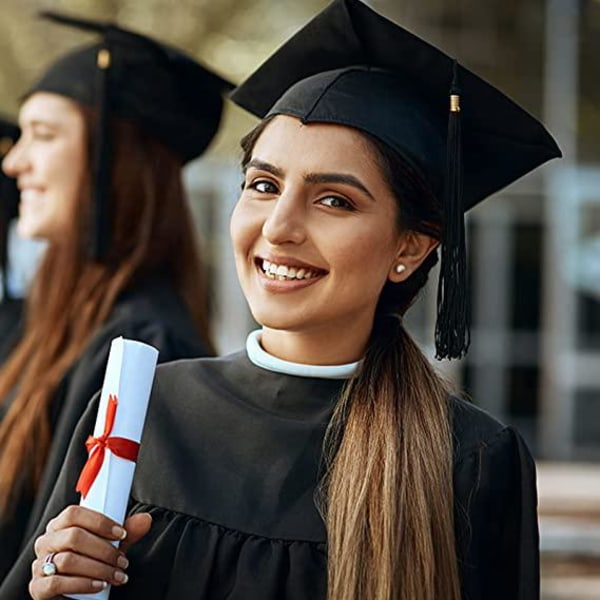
[67,337,158,600]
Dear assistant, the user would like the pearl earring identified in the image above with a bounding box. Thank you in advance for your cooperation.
[395,264,406,274]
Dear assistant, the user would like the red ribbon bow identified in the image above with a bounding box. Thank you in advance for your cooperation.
[76,394,140,499]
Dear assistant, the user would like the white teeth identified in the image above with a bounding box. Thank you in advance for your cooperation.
[260,260,319,280]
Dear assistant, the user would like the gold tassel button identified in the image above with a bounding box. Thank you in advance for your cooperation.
[97,48,111,70]
[450,94,461,113]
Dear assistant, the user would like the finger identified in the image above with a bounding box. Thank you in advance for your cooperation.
[38,527,123,567]
[120,513,152,553]
[29,574,108,599]
[46,506,127,542]
[33,552,129,587]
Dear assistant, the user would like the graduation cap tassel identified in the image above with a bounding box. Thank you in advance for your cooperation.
[90,44,112,261]
[435,60,470,360]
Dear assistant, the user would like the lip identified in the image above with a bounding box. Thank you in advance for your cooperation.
[18,183,44,192]
[17,184,44,194]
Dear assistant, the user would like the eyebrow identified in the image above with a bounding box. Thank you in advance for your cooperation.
[246,158,375,201]
[304,172,375,201]
[245,159,284,178]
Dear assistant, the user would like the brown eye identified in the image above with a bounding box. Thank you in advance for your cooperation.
[252,180,278,194]
[319,196,355,211]
[31,126,55,141]
[35,133,54,141]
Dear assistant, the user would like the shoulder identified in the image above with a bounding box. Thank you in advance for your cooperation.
[449,396,533,469]
[154,351,247,391]
[450,400,540,596]
[87,279,210,361]
[138,352,249,465]
[107,278,183,331]
[449,397,537,512]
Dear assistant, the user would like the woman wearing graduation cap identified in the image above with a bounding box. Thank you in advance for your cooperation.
[4,1,560,599]
[0,12,231,582]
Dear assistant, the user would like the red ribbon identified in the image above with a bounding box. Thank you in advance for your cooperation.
[76,394,140,499]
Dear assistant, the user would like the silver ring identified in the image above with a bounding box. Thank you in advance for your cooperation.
[41,552,58,577]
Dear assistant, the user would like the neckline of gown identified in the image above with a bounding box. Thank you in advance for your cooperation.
[246,329,360,380]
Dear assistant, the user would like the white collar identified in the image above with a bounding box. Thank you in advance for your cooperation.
[246,329,360,380]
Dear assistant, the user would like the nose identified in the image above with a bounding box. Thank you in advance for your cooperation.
[2,137,27,178]
[262,187,307,246]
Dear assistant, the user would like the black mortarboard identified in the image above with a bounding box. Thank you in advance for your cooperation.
[231,0,561,360]
[0,118,20,300]
[29,11,234,260]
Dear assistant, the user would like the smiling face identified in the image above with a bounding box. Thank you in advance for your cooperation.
[231,115,436,363]
[2,92,88,242]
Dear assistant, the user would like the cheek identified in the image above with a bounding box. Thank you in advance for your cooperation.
[229,201,247,253]
[42,142,83,190]
[330,226,397,283]
[230,199,266,259]
[36,147,85,236]
[65,147,87,193]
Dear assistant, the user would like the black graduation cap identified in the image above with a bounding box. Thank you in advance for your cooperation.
[29,11,234,261]
[0,118,20,300]
[231,0,561,360]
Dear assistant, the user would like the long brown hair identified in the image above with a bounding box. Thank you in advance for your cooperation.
[0,108,213,513]
[241,119,461,600]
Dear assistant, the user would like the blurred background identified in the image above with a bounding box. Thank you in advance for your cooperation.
[0,0,599,597]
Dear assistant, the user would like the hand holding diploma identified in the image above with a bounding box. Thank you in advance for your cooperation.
[30,509,152,599]
[28,338,158,600]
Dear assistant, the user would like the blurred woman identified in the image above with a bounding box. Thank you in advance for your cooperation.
[0,12,230,580]
[3,1,560,599]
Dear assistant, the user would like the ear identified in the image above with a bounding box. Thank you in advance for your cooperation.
[388,231,439,283]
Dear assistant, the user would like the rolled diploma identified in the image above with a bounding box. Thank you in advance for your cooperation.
[67,336,158,600]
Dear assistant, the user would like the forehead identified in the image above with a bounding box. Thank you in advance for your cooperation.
[19,92,83,126]
[251,115,382,176]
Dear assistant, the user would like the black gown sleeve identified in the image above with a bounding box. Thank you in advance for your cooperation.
[454,426,539,600]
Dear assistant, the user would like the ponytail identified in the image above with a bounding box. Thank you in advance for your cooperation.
[321,313,460,600]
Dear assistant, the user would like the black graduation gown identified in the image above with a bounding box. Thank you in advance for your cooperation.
[0,276,211,583]
[0,351,539,599]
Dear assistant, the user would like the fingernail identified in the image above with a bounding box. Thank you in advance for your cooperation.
[114,570,129,584]
[112,526,127,540]
[92,581,108,590]
[117,555,129,569]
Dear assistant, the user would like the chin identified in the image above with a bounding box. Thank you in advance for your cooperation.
[16,220,37,239]
[250,306,310,332]
[16,220,49,241]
